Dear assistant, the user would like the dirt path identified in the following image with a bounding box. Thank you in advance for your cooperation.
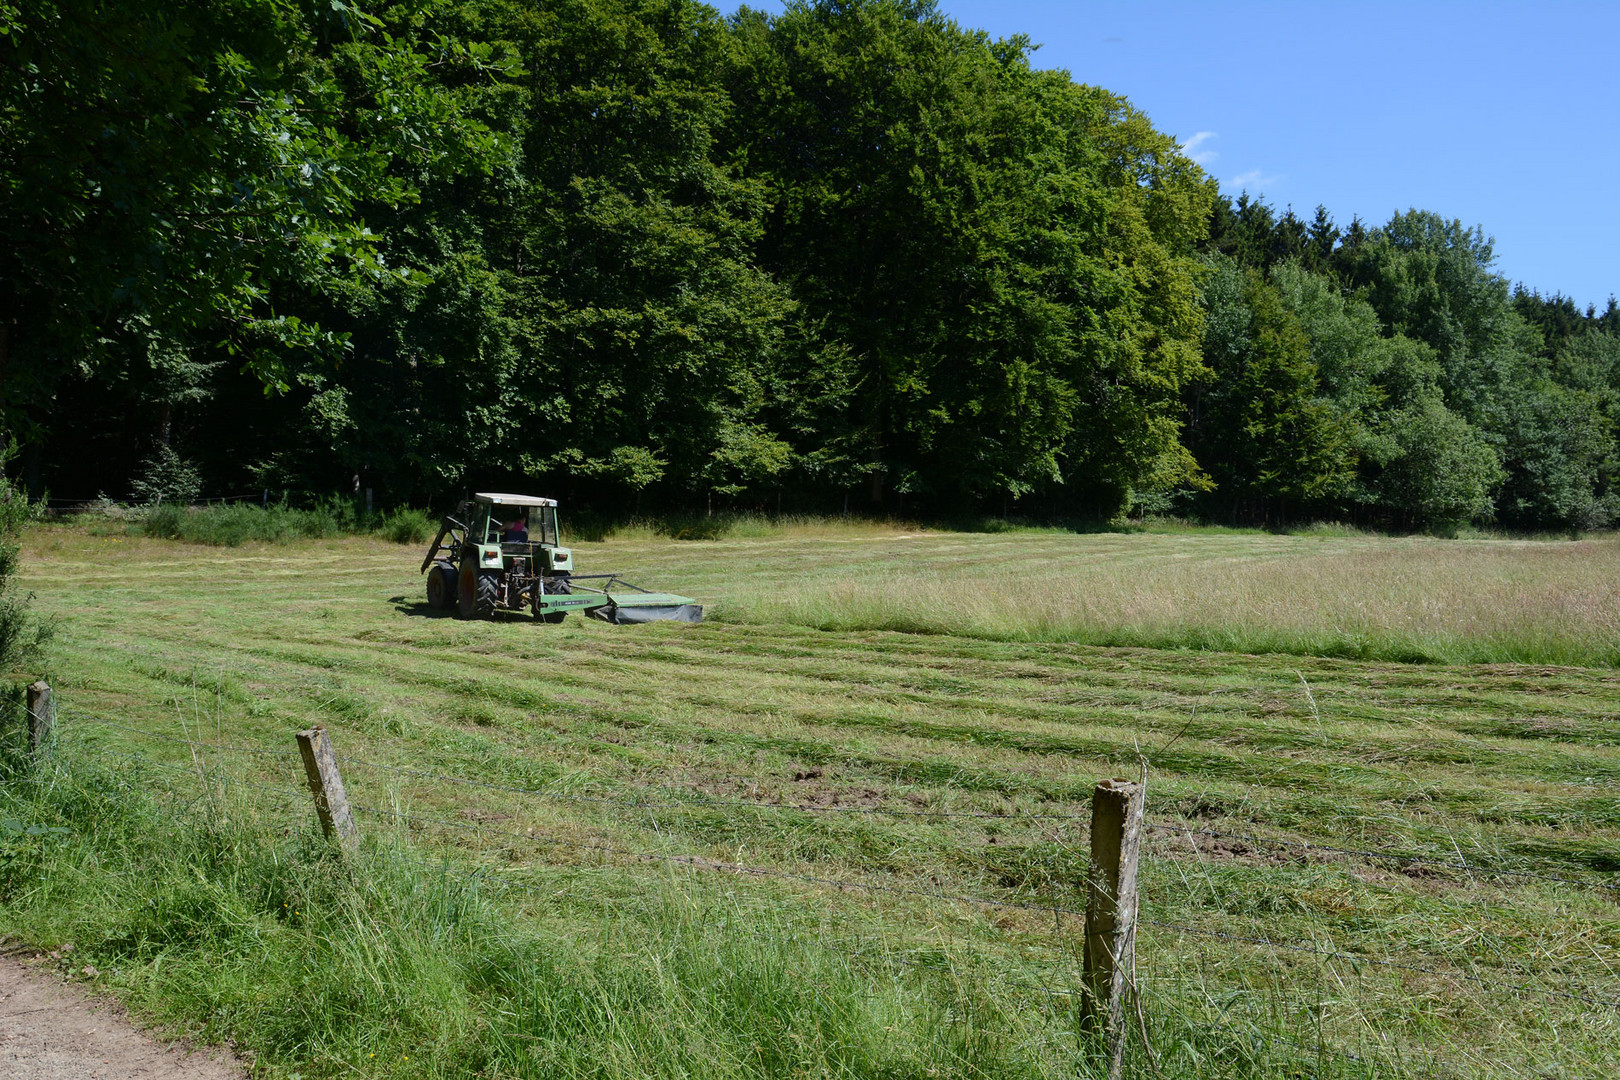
[0,951,244,1080]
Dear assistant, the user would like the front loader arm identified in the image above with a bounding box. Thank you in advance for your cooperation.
[420,505,470,575]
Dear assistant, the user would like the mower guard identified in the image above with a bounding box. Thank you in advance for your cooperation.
[559,575,703,624]
[588,595,704,624]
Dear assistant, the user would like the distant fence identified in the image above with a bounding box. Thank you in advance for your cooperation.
[19,687,1620,1076]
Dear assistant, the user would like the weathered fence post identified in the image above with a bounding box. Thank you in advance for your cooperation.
[26,681,54,757]
[1083,777,1145,1080]
[296,726,358,851]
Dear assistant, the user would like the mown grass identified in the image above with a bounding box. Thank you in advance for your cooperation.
[6,521,1620,1077]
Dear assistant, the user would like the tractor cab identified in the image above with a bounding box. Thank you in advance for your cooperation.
[448,493,572,577]
[467,495,566,566]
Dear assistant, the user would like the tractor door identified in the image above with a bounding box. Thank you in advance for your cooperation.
[469,502,495,546]
[535,506,559,547]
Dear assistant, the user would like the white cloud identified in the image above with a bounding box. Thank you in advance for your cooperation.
[1225,169,1282,192]
[1179,131,1218,165]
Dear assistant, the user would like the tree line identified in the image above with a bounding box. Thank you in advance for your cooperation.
[4,0,1615,530]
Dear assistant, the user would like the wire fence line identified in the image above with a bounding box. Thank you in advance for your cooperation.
[334,798,1620,1024]
[345,801,1620,1013]
[60,710,1620,895]
[60,745,310,813]
[332,749,1093,821]
[46,713,1620,1016]
[1136,919,1620,1010]
[321,742,1618,895]
[65,711,293,759]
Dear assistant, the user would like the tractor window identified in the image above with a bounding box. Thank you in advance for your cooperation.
[536,506,559,546]
[472,504,495,543]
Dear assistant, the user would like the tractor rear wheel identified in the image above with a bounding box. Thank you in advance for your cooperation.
[475,571,500,617]
[457,564,500,619]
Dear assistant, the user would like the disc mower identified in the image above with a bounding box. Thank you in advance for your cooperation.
[419,493,701,624]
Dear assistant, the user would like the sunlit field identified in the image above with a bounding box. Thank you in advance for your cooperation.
[4,520,1617,1078]
[711,527,1620,666]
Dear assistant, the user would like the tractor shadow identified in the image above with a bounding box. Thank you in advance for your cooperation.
[390,596,453,619]
[389,596,537,623]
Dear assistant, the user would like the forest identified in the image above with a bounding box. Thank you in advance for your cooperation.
[4,0,1617,530]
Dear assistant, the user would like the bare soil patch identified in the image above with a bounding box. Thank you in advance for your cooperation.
[0,949,243,1080]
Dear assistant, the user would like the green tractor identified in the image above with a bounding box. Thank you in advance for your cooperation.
[420,493,701,624]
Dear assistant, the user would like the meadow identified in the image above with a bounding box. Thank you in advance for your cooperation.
[3,519,1618,1078]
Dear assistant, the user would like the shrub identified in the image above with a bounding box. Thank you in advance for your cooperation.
[0,462,47,670]
[129,445,203,506]
[378,507,434,545]
[138,500,445,546]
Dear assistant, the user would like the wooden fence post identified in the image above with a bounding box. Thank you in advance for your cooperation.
[296,726,358,851]
[26,681,54,757]
[1083,777,1145,1080]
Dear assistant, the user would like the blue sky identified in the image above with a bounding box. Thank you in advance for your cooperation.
[758,1,1620,308]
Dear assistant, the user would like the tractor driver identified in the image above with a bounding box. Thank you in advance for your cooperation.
[501,512,529,544]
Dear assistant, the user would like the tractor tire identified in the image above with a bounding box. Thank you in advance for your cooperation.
[457,563,499,619]
[475,571,500,618]
[535,576,570,624]
[457,563,475,619]
[425,561,455,610]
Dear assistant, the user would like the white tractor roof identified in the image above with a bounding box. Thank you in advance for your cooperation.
[473,492,558,508]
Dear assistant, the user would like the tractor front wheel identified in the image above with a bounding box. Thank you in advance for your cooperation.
[426,561,455,610]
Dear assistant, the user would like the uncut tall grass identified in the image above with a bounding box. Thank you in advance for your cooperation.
[719,534,1620,666]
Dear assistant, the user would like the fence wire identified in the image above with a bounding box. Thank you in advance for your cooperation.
[332,750,1090,821]
[72,711,1614,896]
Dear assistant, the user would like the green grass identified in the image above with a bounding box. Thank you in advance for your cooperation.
[5,521,1619,1077]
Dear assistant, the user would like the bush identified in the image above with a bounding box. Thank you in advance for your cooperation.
[128,445,203,506]
[378,507,434,545]
[140,501,348,546]
[138,500,445,546]
[0,463,47,670]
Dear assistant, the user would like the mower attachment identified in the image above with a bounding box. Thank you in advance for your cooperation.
[566,575,703,624]
[588,595,704,624]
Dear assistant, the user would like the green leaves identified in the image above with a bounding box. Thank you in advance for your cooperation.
[725,1,1214,512]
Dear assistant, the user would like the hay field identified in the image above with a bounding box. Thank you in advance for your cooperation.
[6,522,1619,1078]
[704,527,1620,666]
